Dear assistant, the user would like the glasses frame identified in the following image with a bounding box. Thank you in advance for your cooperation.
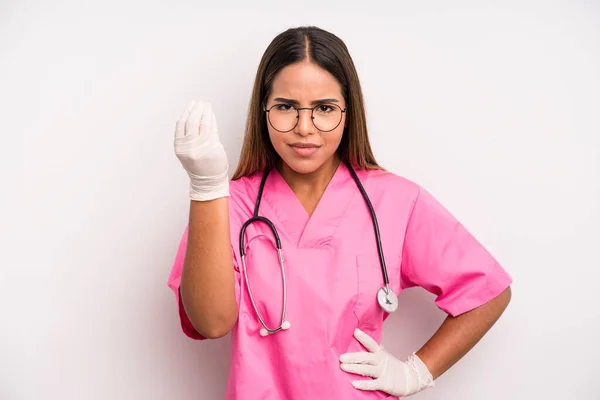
[263,103,347,133]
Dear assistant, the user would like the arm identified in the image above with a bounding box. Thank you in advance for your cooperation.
[340,185,513,397]
[180,198,238,339]
[172,100,238,339]
[341,288,512,397]
[416,286,512,380]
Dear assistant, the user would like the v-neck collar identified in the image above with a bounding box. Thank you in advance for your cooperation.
[262,161,358,249]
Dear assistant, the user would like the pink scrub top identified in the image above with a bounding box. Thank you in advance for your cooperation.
[167,162,512,399]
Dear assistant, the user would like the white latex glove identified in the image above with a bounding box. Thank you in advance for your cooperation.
[174,101,230,201]
[340,328,435,397]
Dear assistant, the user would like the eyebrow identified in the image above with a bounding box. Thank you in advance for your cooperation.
[272,97,341,106]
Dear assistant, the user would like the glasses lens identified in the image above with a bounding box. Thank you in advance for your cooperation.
[268,104,298,132]
[312,104,342,131]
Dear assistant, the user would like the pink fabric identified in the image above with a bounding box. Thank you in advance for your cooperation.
[167,163,512,399]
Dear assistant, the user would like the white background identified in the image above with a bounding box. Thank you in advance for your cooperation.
[1,1,599,399]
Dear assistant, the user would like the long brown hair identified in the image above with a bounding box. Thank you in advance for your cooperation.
[232,26,381,180]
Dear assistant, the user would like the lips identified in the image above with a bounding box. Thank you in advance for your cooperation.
[290,142,320,148]
[289,143,320,157]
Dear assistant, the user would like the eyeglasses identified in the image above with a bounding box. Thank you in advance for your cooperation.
[264,103,347,132]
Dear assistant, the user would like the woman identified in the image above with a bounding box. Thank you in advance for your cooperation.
[169,26,512,399]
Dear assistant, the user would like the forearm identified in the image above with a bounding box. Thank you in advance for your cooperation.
[415,286,512,380]
[180,198,238,338]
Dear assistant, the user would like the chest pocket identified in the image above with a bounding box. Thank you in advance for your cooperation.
[353,254,402,328]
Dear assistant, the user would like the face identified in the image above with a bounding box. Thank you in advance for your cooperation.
[265,61,346,176]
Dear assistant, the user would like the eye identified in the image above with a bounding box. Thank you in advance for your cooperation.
[274,103,294,112]
[316,104,335,113]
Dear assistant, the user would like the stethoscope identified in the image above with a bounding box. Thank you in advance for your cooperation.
[238,159,398,337]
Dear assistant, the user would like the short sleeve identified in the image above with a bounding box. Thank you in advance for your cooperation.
[166,225,242,340]
[401,186,512,317]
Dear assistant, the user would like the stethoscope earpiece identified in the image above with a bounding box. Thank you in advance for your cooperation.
[259,321,291,337]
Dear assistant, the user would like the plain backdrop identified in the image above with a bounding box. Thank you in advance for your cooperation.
[1,1,599,399]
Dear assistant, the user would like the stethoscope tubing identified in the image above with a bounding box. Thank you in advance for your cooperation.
[238,159,393,336]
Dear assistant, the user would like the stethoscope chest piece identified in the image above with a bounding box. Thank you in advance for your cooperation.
[377,285,399,313]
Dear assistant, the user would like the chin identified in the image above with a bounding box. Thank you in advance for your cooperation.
[279,151,338,176]
[281,158,322,175]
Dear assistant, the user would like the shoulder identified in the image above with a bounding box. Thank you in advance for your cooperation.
[355,167,422,205]
[230,172,261,201]
[228,172,263,224]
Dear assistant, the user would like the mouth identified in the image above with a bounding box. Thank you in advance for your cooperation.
[290,142,320,148]
[289,142,321,157]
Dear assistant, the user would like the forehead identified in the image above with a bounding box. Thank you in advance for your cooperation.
[270,61,343,100]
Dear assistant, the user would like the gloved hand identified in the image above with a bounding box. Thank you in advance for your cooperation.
[340,328,435,397]
[174,101,230,201]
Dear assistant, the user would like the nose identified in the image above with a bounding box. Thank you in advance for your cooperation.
[294,108,314,137]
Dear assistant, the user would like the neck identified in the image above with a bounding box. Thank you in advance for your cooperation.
[278,155,341,215]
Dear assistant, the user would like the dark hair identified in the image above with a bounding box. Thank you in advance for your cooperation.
[232,26,380,180]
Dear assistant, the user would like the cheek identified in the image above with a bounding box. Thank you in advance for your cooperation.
[319,128,344,156]
[324,128,344,148]
[267,128,286,152]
